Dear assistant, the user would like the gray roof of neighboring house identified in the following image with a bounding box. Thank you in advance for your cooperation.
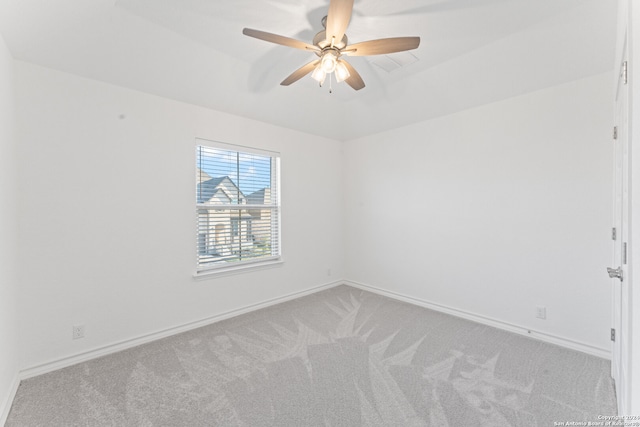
[197,176,244,204]
[247,188,267,204]
[196,167,211,184]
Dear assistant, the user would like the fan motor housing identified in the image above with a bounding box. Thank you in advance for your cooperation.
[313,30,348,50]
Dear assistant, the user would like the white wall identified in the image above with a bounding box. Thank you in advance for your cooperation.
[0,34,18,422]
[344,72,614,353]
[13,61,345,370]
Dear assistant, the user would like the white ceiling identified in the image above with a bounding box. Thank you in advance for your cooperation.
[0,0,618,140]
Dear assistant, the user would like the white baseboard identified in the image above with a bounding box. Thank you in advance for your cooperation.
[13,277,610,402]
[0,372,20,426]
[19,280,344,381]
[345,280,611,360]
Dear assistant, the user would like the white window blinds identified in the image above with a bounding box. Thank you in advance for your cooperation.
[196,143,280,272]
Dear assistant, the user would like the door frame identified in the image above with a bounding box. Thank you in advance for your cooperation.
[612,35,629,413]
[614,0,640,415]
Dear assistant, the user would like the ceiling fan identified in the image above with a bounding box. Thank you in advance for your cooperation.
[242,0,421,91]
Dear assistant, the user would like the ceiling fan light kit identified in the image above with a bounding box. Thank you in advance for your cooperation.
[242,0,420,91]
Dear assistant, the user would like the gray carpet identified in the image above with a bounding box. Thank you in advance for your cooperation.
[6,285,617,426]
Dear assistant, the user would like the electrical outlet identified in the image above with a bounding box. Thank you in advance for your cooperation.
[72,324,85,340]
[536,306,547,320]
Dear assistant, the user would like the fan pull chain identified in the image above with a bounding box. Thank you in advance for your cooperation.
[329,73,333,94]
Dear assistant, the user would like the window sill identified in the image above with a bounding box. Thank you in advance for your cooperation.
[193,257,284,280]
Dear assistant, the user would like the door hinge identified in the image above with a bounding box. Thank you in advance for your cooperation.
[623,61,628,85]
[623,242,627,265]
[612,227,617,240]
[613,126,618,140]
[611,328,616,342]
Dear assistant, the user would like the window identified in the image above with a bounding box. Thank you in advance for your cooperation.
[195,141,280,274]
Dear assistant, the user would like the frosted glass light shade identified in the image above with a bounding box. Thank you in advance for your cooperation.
[321,51,337,73]
[311,64,327,84]
[335,61,350,83]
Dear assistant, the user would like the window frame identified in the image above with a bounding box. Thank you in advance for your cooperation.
[193,139,282,278]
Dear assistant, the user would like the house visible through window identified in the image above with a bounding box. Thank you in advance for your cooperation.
[196,141,280,273]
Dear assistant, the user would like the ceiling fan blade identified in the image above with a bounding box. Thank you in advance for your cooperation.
[281,60,321,86]
[342,61,365,91]
[325,0,354,45]
[243,28,320,52]
[344,37,421,56]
